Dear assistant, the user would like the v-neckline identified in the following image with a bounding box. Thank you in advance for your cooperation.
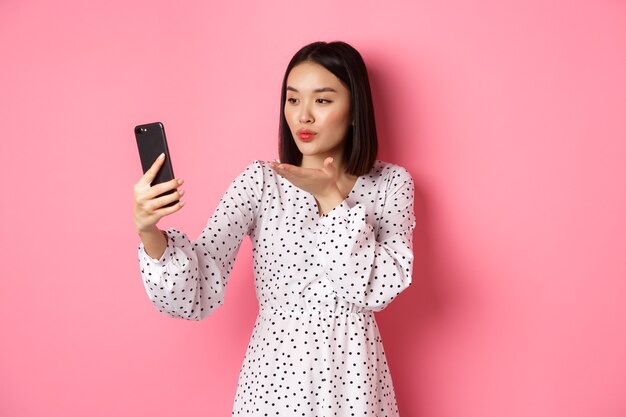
[343,174,361,200]
[287,173,363,213]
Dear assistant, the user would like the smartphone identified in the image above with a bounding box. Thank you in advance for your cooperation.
[134,122,178,207]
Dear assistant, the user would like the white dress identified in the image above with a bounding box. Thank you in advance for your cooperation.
[138,160,415,416]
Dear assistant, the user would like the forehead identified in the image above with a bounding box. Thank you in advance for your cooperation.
[286,61,347,91]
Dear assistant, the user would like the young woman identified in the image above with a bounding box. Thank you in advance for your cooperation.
[134,41,415,416]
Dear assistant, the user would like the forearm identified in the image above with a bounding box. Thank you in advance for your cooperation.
[138,226,167,260]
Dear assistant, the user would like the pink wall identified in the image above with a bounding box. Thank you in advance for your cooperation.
[1,0,625,416]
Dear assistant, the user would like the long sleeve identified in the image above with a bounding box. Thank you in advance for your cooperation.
[314,166,415,312]
[137,161,265,321]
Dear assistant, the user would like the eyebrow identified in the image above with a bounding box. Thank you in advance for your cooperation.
[286,86,338,93]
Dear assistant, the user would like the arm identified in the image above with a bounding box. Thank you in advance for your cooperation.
[138,162,265,321]
[314,166,415,312]
[138,227,167,260]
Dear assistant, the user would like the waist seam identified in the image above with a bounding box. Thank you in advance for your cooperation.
[258,305,371,317]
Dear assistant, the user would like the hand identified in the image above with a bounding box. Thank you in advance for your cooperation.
[133,153,185,234]
[270,157,344,215]
[270,157,341,198]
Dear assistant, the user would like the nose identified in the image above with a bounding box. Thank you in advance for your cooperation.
[298,104,314,124]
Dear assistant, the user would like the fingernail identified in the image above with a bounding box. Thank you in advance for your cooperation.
[179,200,185,207]
[179,189,185,196]
[177,178,184,185]
[158,153,165,159]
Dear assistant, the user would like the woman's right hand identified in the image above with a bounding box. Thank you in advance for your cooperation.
[133,153,185,234]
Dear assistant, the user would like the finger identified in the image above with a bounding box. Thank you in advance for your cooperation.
[277,163,310,178]
[269,160,284,175]
[324,158,339,178]
[153,199,185,217]
[139,153,166,185]
[144,178,184,200]
[150,188,185,210]
[138,199,184,227]
[270,162,288,176]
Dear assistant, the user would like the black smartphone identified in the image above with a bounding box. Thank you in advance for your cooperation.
[134,122,178,207]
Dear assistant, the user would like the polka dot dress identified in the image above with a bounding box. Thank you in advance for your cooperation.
[138,160,416,416]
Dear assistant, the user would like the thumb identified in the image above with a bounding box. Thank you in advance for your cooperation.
[322,157,338,179]
[141,153,165,185]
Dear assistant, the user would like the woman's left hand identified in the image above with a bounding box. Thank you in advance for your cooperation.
[270,157,344,214]
[270,157,340,198]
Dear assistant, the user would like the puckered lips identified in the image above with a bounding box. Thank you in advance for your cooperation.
[296,128,317,142]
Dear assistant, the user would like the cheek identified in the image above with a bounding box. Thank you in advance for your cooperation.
[284,106,296,128]
[324,106,351,130]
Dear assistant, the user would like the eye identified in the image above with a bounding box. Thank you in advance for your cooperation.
[287,97,299,104]
[316,98,332,104]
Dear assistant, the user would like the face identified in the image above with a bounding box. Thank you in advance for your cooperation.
[284,61,351,164]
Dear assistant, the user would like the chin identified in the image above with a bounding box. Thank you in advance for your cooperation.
[298,148,325,158]
[294,143,317,155]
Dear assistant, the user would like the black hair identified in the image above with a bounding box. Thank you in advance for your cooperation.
[278,41,378,176]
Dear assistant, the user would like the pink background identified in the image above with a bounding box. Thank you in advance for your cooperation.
[1,0,625,416]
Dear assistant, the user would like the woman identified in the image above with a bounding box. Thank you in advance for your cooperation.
[134,41,415,416]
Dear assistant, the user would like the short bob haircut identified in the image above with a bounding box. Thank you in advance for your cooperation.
[278,41,378,176]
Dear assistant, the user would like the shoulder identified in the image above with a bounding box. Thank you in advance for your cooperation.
[242,160,279,176]
[235,160,276,178]
[240,160,267,175]
[228,160,270,191]
[368,160,413,185]
[231,160,281,191]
